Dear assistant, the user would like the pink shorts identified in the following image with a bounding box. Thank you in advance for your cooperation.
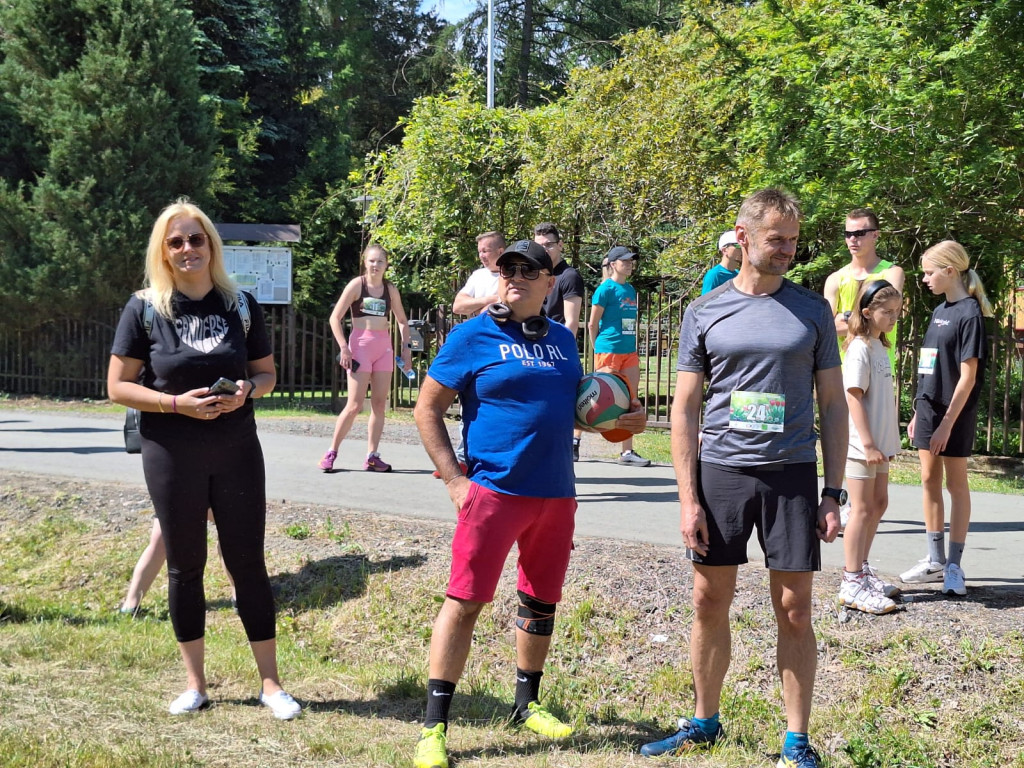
[349,328,394,372]
[447,483,576,604]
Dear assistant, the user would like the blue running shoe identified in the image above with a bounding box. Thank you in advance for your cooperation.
[777,743,822,768]
[640,717,723,757]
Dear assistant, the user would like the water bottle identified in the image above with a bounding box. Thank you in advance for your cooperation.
[396,356,416,380]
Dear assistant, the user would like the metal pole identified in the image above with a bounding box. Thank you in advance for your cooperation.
[486,0,494,108]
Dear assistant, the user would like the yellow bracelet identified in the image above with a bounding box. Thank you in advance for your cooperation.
[157,393,166,413]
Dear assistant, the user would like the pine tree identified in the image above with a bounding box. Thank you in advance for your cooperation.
[0,0,217,322]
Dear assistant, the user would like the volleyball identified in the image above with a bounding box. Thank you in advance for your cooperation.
[575,372,632,431]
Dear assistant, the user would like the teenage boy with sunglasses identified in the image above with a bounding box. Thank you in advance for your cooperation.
[533,222,587,459]
[823,208,905,361]
[412,239,645,768]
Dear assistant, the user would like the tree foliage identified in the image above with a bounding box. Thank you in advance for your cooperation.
[363,72,544,299]
[0,0,218,323]
[454,0,683,106]
[366,0,1024,319]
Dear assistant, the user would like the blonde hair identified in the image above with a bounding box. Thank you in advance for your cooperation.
[360,243,390,276]
[921,240,994,318]
[139,198,236,319]
[845,281,901,350]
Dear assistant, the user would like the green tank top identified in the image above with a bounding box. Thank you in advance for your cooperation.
[835,260,899,368]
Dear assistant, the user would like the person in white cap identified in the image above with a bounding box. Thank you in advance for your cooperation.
[701,230,742,295]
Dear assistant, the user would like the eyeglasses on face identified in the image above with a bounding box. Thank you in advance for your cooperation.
[499,263,547,280]
[165,232,208,251]
[844,228,878,239]
[538,240,561,250]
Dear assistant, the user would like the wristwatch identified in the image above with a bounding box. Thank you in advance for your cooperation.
[821,487,848,505]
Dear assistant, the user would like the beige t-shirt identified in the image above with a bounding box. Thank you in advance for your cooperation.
[843,336,901,459]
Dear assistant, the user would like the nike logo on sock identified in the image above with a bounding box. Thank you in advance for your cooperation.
[431,691,452,697]
[516,676,529,683]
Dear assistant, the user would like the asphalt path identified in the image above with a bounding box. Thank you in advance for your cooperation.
[2,408,1023,587]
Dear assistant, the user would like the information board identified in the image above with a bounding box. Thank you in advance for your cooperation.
[223,246,293,305]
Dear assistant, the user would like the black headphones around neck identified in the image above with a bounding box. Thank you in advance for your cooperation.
[487,302,550,340]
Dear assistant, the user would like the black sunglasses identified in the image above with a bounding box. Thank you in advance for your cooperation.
[499,263,547,280]
[844,228,878,239]
[165,232,208,251]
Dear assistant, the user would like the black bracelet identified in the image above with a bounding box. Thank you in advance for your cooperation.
[245,378,257,399]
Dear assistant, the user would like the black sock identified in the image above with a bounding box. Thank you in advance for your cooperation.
[424,679,456,728]
[514,668,543,718]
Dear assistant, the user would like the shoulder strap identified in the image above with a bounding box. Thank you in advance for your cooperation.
[237,292,251,336]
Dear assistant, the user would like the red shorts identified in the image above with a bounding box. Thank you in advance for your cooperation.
[447,483,576,604]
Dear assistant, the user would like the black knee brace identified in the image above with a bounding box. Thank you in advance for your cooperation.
[515,590,556,636]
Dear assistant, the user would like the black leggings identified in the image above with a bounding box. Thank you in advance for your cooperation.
[142,433,275,643]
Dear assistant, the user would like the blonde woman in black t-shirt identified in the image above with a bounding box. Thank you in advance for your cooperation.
[901,240,992,597]
[108,198,300,719]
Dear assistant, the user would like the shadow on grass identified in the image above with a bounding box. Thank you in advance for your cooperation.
[271,553,427,611]
[899,582,1024,610]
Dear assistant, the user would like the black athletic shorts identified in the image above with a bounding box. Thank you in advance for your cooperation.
[912,397,978,457]
[687,461,821,572]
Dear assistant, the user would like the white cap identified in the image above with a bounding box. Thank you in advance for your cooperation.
[718,230,738,250]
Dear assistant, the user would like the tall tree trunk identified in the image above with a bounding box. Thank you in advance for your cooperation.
[518,0,533,107]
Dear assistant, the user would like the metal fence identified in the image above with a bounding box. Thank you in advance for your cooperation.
[2,284,1023,456]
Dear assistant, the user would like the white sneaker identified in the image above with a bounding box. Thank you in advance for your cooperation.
[863,562,901,598]
[618,450,651,467]
[169,689,209,715]
[899,558,945,584]
[838,502,851,532]
[838,576,899,615]
[260,689,302,720]
[942,563,967,596]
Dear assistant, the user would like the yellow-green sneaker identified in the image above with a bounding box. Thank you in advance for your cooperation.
[521,701,573,739]
[414,723,448,768]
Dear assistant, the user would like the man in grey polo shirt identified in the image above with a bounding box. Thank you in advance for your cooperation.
[641,189,847,768]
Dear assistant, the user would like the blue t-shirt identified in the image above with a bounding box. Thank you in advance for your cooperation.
[427,313,583,497]
[701,264,738,295]
[592,280,638,354]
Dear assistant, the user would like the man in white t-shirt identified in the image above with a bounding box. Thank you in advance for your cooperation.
[453,231,505,317]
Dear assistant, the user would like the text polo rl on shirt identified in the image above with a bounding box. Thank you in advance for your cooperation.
[499,343,571,362]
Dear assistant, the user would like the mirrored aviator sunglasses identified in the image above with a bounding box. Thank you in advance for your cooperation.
[165,232,207,251]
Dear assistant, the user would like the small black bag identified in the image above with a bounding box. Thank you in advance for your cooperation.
[124,408,142,454]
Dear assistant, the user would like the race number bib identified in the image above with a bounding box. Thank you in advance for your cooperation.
[918,348,937,375]
[622,317,636,336]
[362,296,386,317]
[729,391,785,432]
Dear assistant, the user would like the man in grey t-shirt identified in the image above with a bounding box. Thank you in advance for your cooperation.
[641,189,847,768]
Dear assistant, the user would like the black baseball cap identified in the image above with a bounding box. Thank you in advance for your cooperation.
[606,246,637,262]
[496,240,554,272]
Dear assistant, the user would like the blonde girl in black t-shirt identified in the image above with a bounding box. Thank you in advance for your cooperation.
[901,240,992,597]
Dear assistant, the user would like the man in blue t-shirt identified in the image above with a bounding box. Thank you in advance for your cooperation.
[412,239,644,768]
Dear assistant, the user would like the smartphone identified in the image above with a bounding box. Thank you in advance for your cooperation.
[336,353,359,371]
[208,377,240,395]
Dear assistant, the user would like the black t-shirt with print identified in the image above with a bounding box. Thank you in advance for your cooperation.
[111,289,272,443]
[542,259,584,325]
[915,297,986,409]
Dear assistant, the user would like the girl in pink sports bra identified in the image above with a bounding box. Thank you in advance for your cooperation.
[318,244,411,472]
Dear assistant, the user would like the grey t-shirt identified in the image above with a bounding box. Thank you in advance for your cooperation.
[677,279,840,467]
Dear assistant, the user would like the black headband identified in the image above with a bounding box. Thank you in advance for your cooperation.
[859,279,895,311]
